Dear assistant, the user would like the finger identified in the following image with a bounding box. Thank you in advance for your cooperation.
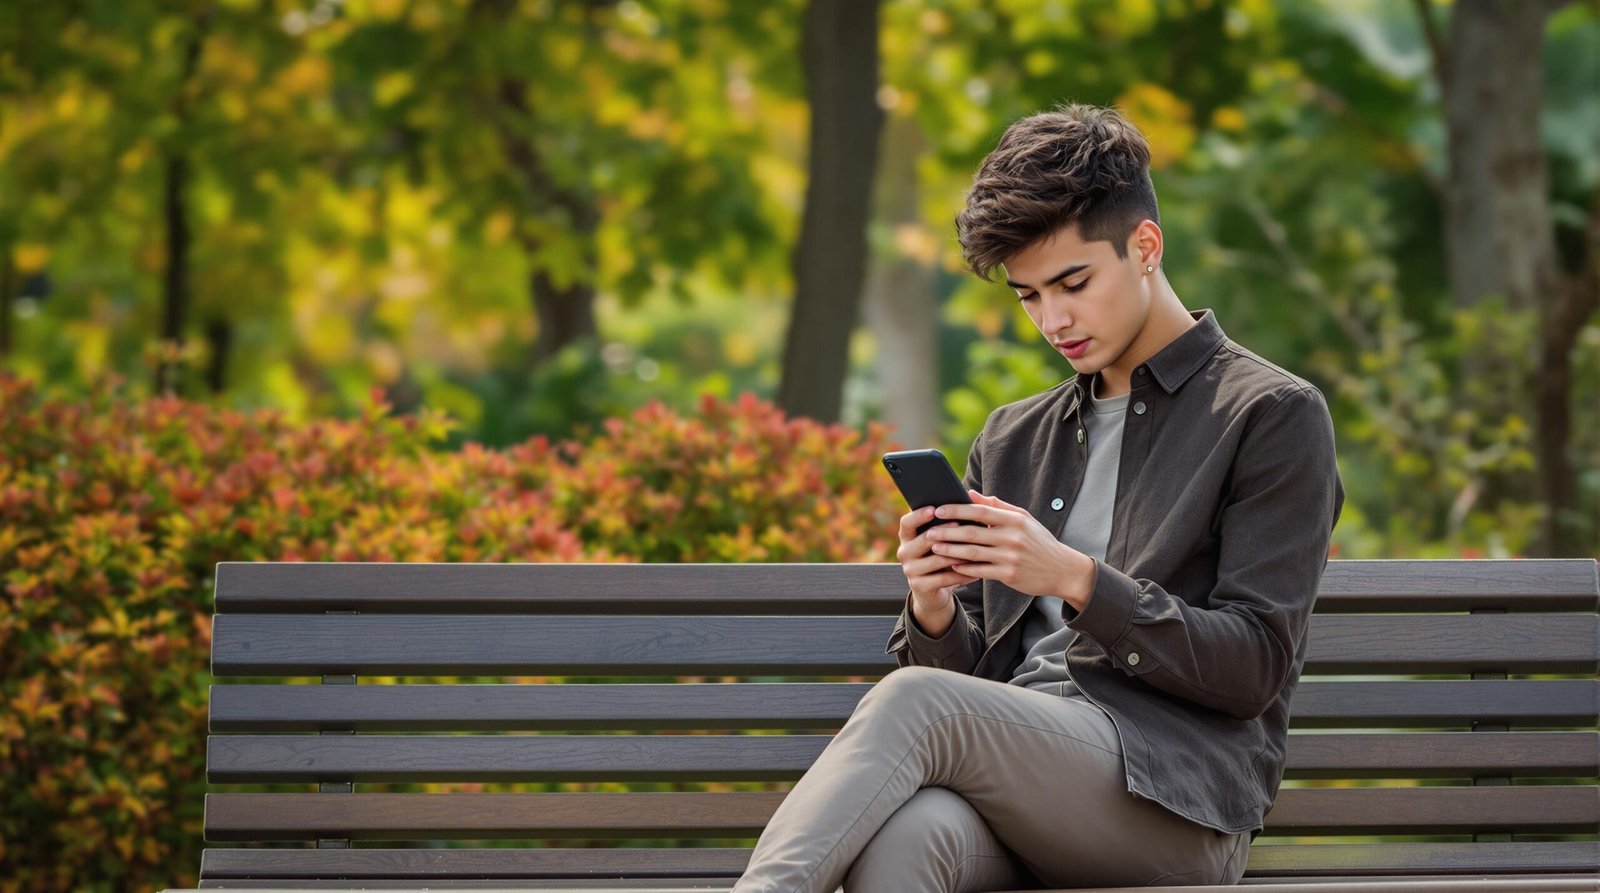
[969,489,1023,512]
[897,506,938,541]
[947,559,998,578]
[920,569,977,589]
[933,501,1008,525]
[908,550,970,579]
[930,539,995,564]
[926,522,994,546]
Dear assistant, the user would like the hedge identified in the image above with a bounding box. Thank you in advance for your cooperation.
[0,372,905,893]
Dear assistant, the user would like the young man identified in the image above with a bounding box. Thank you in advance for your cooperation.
[734,103,1344,892]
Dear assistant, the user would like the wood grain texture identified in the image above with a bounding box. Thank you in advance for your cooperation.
[212,558,1600,614]
[209,613,1600,676]
[195,841,1600,880]
[208,680,1600,732]
[205,731,1600,783]
[202,786,1600,840]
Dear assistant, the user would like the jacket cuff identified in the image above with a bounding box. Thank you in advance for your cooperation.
[900,588,975,667]
[1063,556,1137,649]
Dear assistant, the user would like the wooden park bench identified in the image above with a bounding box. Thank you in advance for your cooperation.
[162,558,1600,892]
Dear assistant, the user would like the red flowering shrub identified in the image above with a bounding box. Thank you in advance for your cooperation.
[0,372,905,893]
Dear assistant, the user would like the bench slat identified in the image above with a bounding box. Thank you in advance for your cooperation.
[205,731,1600,783]
[213,559,1600,614]
[202,787,1600,840]
[196,841,1600,880]
[208,680,1600,732]
[181,878,1600,892]
[209,614,1600,677]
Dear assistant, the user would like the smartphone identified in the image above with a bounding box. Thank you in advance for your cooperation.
[882,449,987,536]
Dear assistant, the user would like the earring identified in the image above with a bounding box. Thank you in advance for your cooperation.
[1145,265,1154,273]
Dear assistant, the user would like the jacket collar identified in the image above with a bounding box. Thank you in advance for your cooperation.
[1062,308,1227,422]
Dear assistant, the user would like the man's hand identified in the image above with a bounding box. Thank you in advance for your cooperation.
[925,490,1097,611]
[895,504,980,639]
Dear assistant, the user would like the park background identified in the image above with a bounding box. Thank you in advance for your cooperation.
[1,1,1596,890]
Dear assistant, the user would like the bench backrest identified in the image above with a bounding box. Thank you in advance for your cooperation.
[200,559,1600,886]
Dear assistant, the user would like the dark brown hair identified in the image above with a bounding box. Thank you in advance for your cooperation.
[955,102,1160,281]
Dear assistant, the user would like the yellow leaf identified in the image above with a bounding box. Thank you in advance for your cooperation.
[375,71,414,107]
[12,243,49,274]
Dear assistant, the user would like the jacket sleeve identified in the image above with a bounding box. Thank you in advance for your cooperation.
[882,421,990,674]
[1062,386,1345,720]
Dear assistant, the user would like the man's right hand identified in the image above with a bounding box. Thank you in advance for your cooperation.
[896,506,979,634]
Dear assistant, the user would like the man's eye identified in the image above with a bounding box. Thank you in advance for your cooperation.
[1017,292,1036,302]
[1064,279,1088,293]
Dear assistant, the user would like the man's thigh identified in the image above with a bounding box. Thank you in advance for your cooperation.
[859,666,1242,887]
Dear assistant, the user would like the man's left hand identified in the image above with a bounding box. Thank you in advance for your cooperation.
[926,490,1096,611]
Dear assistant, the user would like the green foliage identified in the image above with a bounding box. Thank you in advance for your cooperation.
[940,335,1066,468]
[0,371,904,892]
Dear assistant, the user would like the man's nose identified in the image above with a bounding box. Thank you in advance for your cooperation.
[1039,294,1073,333]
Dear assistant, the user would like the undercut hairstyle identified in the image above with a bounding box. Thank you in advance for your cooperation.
[955,102,1161,282]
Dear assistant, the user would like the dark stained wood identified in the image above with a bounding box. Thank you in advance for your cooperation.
[194,558,1600,889]
[1262,786,1600,834]
[1285,679,1600,728]
[203,791,790,840]
[213,559,1600,615]
[211,615,888,677]
[208,679,1600,733]
[196,841,1600,880]
[210,613,1600,677]
[202,786,1600,841]
[207,682,878,732]
[184,884,722,891]
[214,562,913,615]
[1309,558,1599,612]
[1277,731,1599,778]
[1243,842,1600,877]
[1302,615,1597,674]
[178,882,1566,893]
[205,731,1600,784]
[198,845,757,879]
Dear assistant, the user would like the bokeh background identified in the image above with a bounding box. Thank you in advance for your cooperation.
[1,1,1597,890]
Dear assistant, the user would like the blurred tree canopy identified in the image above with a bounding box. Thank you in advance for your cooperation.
[0,0,1596,557]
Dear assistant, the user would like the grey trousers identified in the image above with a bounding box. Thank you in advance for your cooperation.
[732,665,1251,893]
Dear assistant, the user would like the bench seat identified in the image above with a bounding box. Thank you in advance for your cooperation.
[161,559,1600,892]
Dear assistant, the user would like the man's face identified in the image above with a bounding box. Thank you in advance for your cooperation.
[1000,222,1150,375]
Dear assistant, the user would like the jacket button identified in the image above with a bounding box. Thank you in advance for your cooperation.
[1133,401,1146,415]
[1126,652,1141,667]
[1076,428,1085,443]
[1050,497,1064,510]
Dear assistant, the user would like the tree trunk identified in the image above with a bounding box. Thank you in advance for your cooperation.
[0,252,14,357]
[777,0,885,424]
[157,21,207,396]
[1429,0,1590,556]
[531,262,599,367]
[1440,1,1564,315]
[493,76,600,370]
[1538,196,1600,556]
[862,112,939,450]
[159,150,191,396]
[204,317,231,393]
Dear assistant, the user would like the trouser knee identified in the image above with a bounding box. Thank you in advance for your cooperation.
[856,665,951,722]
[845,786,983,892]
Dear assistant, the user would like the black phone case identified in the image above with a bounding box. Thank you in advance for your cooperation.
[882,449,985,535]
